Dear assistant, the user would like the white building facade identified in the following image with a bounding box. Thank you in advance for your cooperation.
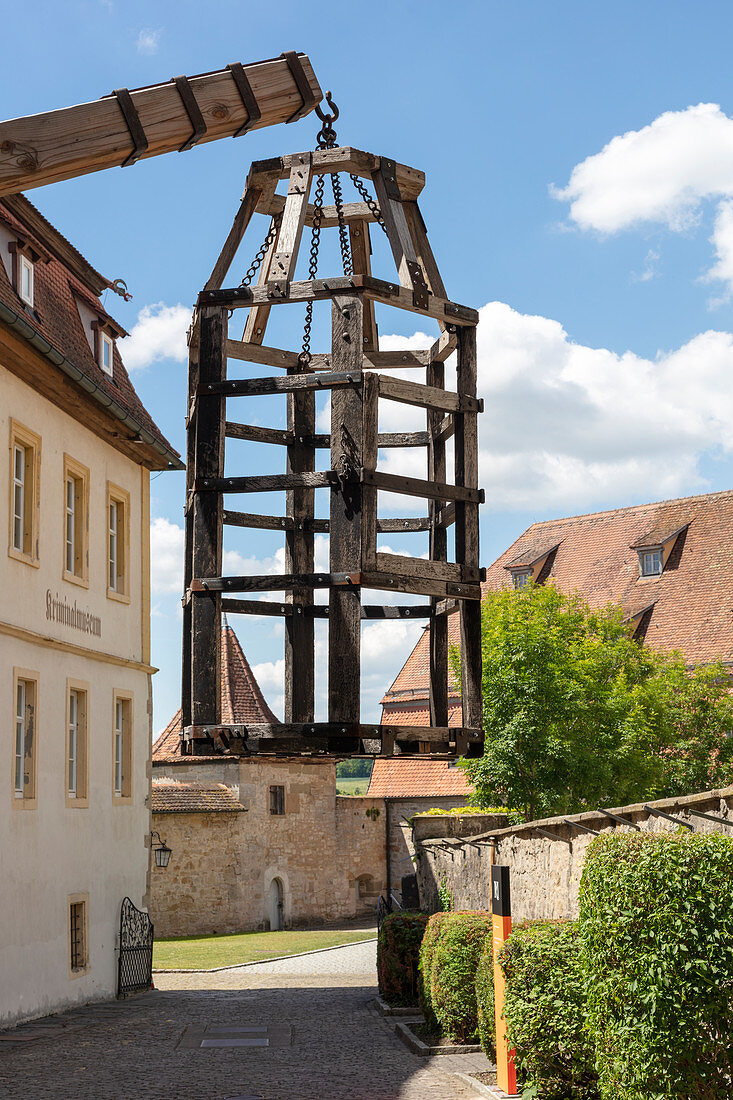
[0,194,182,1026]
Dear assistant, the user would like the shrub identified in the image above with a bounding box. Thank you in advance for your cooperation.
[580,832,733,1100]
[500,920,598,1100]
[377,911,429,1006]
[474,934,496,1061]
[417,912,450,1028]
[430,911,492,1041]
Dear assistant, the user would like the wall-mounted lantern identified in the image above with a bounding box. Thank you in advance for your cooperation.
[151,830,172,869]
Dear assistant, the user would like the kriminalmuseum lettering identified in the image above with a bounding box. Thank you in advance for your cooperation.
[45,590,102,637]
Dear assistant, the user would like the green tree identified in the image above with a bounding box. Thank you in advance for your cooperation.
[454,583,733,820]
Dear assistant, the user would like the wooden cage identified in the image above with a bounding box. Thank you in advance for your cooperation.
[181,145,484,757]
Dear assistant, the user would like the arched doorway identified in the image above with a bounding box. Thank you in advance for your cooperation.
[268,877,284,931]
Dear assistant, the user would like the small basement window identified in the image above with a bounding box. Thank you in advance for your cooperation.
[638,549,663,577]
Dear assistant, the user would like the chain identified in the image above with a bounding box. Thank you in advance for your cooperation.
[331,171,352,276]
[349,173,388,236]
[240,212,281,287]
[299,173,325,367]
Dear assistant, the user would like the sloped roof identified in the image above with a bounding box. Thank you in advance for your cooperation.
[367,758,472,798]
[0,195,180,470]
[152,619,278,761]
[381,489,733,723]
[151,778,245,813]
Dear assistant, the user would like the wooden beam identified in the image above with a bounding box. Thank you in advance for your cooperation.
[0,54,322,196]
[376,374,482,413]
[204,172,278,292]
[204,370,361,396]
[455,326,482,734]
[329,293,364,723]
[373,160,422,290]
[222,598,293,617]
[225,422,290,445]
[181,323,198,730]
[222,509,292,531]
[376,551,464,584]
[189,306,226,726]
[350,219,378,351]
[428,356,449,728]
[268,154,312,287]
[194,472,335,492]
[250,147,425,199]
[360,468,484,504]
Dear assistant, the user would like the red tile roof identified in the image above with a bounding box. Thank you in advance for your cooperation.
[153,619,277,761]
[0,195,180,469]
[381,489,733,726]
[151,778,245,813]
[367,758,473,798]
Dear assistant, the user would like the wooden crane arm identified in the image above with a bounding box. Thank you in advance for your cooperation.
[0,52,322,198]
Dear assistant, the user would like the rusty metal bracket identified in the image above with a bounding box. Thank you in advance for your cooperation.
[107,88,149,166]
[172,75,208,151]
[379,158,401,201]
[281,51,320,123]
[227,62,262,137]
[406,260,429,310]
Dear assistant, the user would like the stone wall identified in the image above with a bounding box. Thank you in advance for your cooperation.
[415,787,733,920]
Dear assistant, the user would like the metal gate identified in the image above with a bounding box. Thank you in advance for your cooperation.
[117,896,154,997]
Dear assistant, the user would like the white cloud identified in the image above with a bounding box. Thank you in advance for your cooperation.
[150,517,184,594]
[136,28,161,55]
[553,103,733,294]
[123,302,191,371]
[474,300,733,510]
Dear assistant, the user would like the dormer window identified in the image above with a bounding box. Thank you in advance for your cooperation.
[91,320,119,378]
[101,332,113,376]
[639,549,662,577]
[505,541,562,590]
[19,254,34,306]
[513,570,532,589]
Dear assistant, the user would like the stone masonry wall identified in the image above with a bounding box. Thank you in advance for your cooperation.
[415,787,733,920]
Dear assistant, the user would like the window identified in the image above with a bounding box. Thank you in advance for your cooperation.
[13,671,37,806]
[113,694,133,800]
[62,456,89,585]
[66,683,88,806]
[512,571,532,589]
[8,420,40,565]
[19,254,34,306]
[101,332,113,376]
[639,549,663,577]
[68,894,89,975]
[107,484,130,600]
[269,785,285,815]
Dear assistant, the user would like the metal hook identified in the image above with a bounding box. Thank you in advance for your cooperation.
[315,91,339,125]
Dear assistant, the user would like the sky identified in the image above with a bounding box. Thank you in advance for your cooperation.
[6,0,733,729]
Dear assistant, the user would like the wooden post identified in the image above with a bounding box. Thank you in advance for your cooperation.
[455,326,482,751]
[328,293,364,723]
[427,356,448,732]
[190,305,227,727]
[492,865,518,1096]
[285,369,315,723]
[181,317,198,733]
[349,219,378,351]
[362,372,379,573]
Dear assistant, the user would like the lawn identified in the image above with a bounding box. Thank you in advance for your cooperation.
[153,926,377,970]
[336,777,370,796]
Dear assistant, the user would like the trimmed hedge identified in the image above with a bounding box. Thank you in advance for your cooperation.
[430,911,492,1041]
[417,911,450,1029]
[580,832,733,1100]
[474,934,496,1061]
[377,911,429,1006]
[500,920,598,1100]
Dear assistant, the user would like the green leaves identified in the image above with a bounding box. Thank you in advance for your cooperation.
[376,911,429,1007]
[580,833,733,1099]
[456,583,733,819]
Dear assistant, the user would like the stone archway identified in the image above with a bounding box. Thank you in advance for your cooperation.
[268,876,285,931]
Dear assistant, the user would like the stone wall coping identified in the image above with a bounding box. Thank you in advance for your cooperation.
[419,784,733,848]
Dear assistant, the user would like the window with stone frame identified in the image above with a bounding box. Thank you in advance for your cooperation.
[63,455,89,585]
[68,895,89,975]
[13,671,38,805]
[269,785,285,815]
[113,694,133,801]
[9,420,41,565]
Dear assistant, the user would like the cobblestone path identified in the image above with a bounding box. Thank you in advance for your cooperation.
[0,940,491,1099]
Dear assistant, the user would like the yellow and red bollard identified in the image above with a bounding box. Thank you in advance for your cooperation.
[492,864,519,1097]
